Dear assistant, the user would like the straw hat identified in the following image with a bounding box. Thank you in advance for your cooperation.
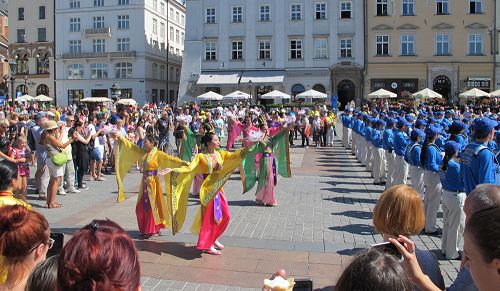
[44,120,58,130]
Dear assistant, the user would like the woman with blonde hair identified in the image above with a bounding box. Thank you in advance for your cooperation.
[373,185,445,290]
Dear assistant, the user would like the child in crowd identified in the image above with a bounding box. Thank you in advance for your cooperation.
[8,136,31,201]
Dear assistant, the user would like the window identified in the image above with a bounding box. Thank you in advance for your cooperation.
[175,48,179,55]
[152,18,158,34]
[70,0,80,8]
[152,63,158,79]
[401,35,415,55]
[38,28,47,42]
[260,5,270,21]
[118,15,129,29]
[206,8,216,23]
[93,39,106,52]
[315,3,327,20]
[70,18,81,32]
[376,0,388,16]
[205,42,216,60]
[16,54,29,74]
[340,38,352,58]
[93,16,105,29]
[340,2,351,18]
[232,6,243,22]
[436,0,449,15]
[402,0,414,15]
[176,68,180,81]
[68,64,84,79]
[231,41,243,60]
[18,7,25,20]
[259,40,271,59]
[468,0,482,14]
[169,27,174,40]
[290,39,302,59]
[17,29,26,43]
[291,4,302,20]
[175,29,179,43]
[176,11,180,23]
[169,66,174,80]
[170,7,174,19]
[115,62,133,78]
[435,33,449,55]
[314,39,328,59]
[153,0,157,11]
[160,65,166,80]
[36,53,49,74]
[94,0,104,7]
[117,38,130,51]
[181,32,184,43]
[160,22,165,37]
[39,6,46,19]
[91,63,108,79]
[69,40,81,54]
[181,15,185,25]
[118,0,129,5]
[468,34,483,55]
[160,2,165,14]
[376,35,390,56]
[68,89,84,103]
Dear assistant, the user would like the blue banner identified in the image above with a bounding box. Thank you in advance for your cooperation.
[331,95,338,115]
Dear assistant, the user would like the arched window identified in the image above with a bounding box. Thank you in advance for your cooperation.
[312,84,326,93]
[36,84,49,95]
[68,64,84,79]
[36,52,50,74]
[16,53,29,75]
[160,65,166,80]
[291,84,305,97]
[169,66,174,81]
[115,62,133,78]
[90,63,108,79]
[16,84,28,95]
[152,63,158,79]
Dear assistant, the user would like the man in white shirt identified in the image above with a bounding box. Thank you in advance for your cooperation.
[58,116,79,194]
[87,116,105,181]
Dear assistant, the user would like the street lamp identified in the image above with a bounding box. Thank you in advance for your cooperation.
[248,80,253,105]
[8,61,17,106]
[110,81,122,101]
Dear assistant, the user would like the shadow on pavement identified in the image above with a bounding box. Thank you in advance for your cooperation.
[314,286,335,291]
[227,199,261,207]
[336,247,366,256]
[332,210,373,220]
[328,224,374,236]
[134,240,202,260]
[320,187,375,194]
[323,197,378,204]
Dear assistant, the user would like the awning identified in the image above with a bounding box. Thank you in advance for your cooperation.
[239,70,285,84]
[197,71,241,85]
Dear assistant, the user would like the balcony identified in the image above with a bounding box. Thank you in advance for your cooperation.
[60,51,136,59]
[84,27,112,37]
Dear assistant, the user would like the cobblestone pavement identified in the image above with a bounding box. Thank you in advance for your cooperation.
[28,128,461,290]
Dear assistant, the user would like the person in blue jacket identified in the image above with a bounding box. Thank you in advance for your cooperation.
[383,118,396,189]
[421,125,444,234]
[392,119,411,185]
[448,121,468,152]
[358,115,367,166]
[353,113,363,159]
[439,141,465,260]
[405,128,425,199]
[461,118,497,194]
[371,119,386,185]
[342,109,354,149]
[364,118,374,173]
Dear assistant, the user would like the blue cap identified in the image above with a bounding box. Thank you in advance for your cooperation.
[472,117,497,134]
[411,129,425,141]
[436,111,444,117]
[386,117,397,125]
[378,119,386,127]
[406,116,415,123]
[452,116,459,121]
[449,121,466,133]
[398,119,411,128]
[444,141,460,156]
[462,118,471,124]
[428,117,437,124]
[445,110,454,115]
[415,120,427,128]
[425,126,441,137]
[34,112,46,121]
[348,108,354,112]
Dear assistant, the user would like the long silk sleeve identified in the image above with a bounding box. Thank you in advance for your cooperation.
[179,127,198,162]
[227,119,244,149]
[115,137,146,202]
[240,143,263,193]
[272,128,292,178]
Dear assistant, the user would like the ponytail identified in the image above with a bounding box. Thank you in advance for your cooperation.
[420,136,431,168]
[441,152,451,172]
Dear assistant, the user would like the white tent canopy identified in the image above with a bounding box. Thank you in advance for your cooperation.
[16,94,34,102]
[411,88,442,100]
[224,90,251,100]
[489,89,500,97]
[116,98,137,106]
[296,89,327,99]
[197,91,223,100]
[33,94,53,102]
[260,90,291,100]
[368,89,397,99]
[80,97,113,103]
[459,88,490,99]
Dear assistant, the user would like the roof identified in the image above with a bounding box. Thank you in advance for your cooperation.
[0,0,7,16]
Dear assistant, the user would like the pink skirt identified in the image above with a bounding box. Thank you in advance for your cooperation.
[197,191,230,250]
[136,192,162,236]
[255,155,277,205]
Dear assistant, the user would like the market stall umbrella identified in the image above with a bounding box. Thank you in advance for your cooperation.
[489,89,500,97]
[411,88,442,100]
[367,88,397,99]
[296,89,328,99]
[116,98,137,106]
[459,88,490,99]
[260,90,291,100]
[80,97,114,103]
[16,94,34,102]
[224,90,251,100]
[33,94,53,102]
[197,91,223,101]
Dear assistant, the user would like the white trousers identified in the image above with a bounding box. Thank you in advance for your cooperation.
[409,166,425,200]
[392,155,409,185]
[423,171,443,233]
[327,128,335,146]
[346,128,352,148]
[373,147,387,183]
[385,150,396,189]
[342,126,347,147]
[359,138,367,166]
[441,190,466,259]
[352,132,357,155]
[366,144,374,172]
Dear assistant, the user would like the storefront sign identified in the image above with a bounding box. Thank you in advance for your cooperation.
[371,79,418,96]
[467,78,490,88]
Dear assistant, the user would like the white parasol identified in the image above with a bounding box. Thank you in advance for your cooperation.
[33,94,53,102]
[197,91,224,101]
[224,90,251,100]
[296,89,327,99]
[80,97,114,103]
[116,98,137,106]
[368,89,397,99]
[459,88,490,99]
[411,88,442,100]
[260,90,291,100]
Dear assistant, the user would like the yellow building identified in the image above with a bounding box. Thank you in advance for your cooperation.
[365,0,495,102]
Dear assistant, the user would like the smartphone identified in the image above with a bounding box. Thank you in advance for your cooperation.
[293,279,313,291]
[371,241,402,260]
[47,232,64,257]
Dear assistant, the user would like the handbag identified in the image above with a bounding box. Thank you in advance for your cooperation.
[52,152,68,166]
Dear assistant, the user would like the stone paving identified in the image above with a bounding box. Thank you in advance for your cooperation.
[27,126,461,290]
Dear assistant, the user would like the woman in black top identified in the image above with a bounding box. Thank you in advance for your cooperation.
[71,121,98,190]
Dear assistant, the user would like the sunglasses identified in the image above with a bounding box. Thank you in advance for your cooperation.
[27,237,55,254]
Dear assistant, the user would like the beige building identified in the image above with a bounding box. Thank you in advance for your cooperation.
[0,1,9,97]
[365,0,495,102]
[496,0,500,90]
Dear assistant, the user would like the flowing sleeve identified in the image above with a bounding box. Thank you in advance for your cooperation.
[240,143,263,193]
[115,137,146,202]
[271,128,292,178]
[179,127,198,162]
[226,119,244,148]
[268,125,283,137]
[167,154,203,235]
[199,148,250,206]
